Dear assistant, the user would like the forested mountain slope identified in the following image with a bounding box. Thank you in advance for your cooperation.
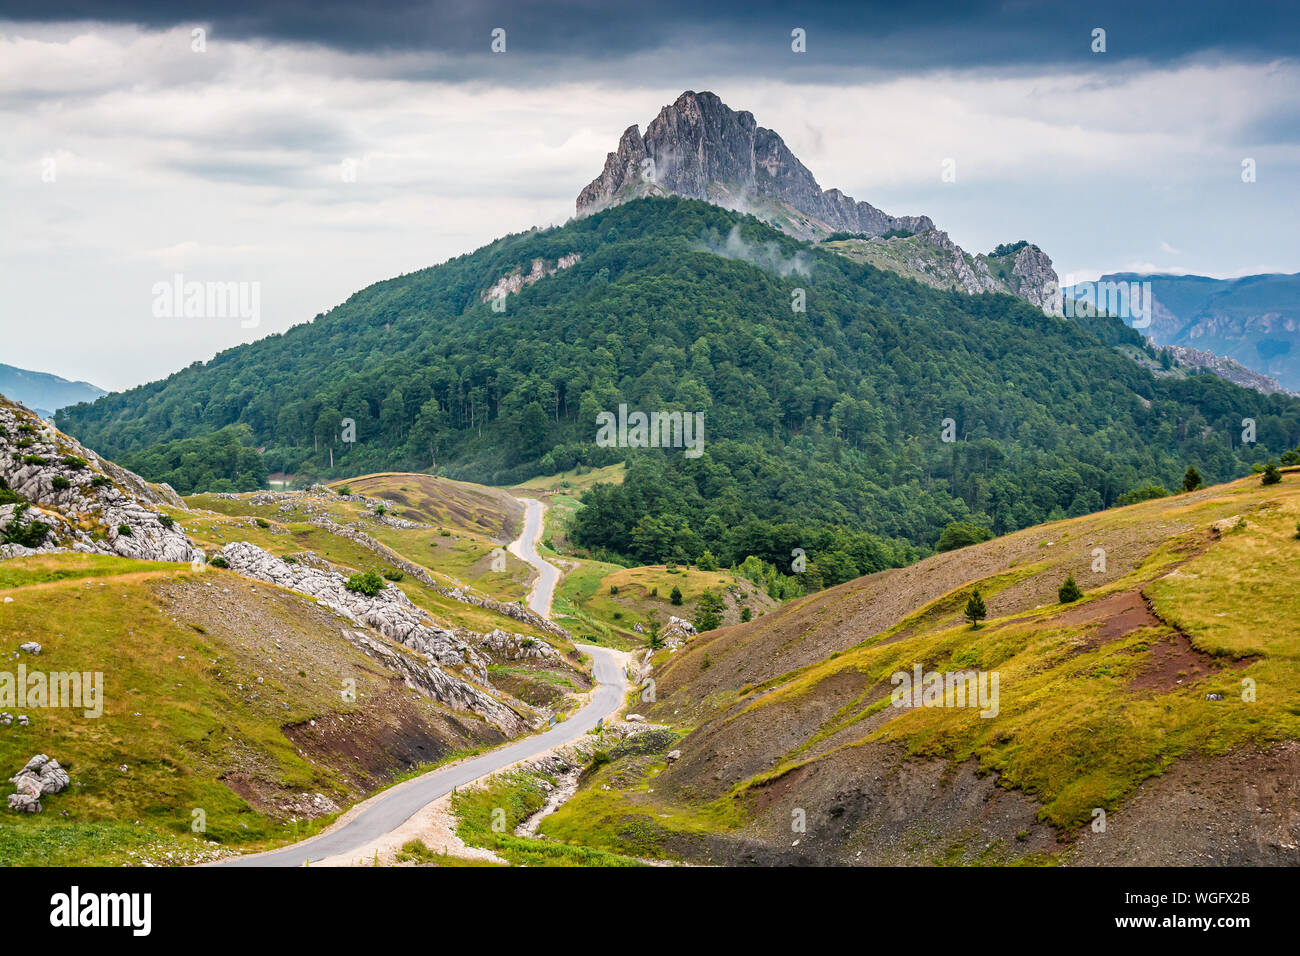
[59,198,1300,575]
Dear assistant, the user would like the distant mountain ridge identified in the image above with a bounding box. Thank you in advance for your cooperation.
[0,363,106,419]
[1069,272,1300,391]
[577,91,1062,313]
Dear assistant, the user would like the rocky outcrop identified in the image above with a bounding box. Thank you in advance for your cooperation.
[477,628,561,662]
[1157,343,1295,397]
[218,542,486,676]
[1006,244,1062,314]
[661,615,698,649]
[341,627,525,734]
[0,397,203,563]
[216,541,532,732]
[576,91,932,240]
[481,255,581,303]
[7,754,70,813]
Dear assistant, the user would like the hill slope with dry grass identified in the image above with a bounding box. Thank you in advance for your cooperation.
[537,469,1300,865]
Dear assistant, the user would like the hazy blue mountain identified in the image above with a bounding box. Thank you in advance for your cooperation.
[1067,272,1300,390]
[0,363,107,419]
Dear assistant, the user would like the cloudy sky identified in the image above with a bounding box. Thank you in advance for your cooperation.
[3,0,1298,391]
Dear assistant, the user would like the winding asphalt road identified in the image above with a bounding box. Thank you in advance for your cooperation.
[217,495,622,867]
[508,496,559,617]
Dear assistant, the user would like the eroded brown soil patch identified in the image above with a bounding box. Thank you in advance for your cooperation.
[1068,742,1300,865]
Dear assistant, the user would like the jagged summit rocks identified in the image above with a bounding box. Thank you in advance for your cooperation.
[576,91,1061,313]
[577,91,933,240]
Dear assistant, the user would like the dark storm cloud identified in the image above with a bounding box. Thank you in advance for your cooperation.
[4,0,1298,82]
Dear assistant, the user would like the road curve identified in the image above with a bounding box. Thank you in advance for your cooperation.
[216,497,620,868]
[508,496,559,618]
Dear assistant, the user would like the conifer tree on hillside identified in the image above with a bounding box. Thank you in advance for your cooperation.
[1058,575,1084,603]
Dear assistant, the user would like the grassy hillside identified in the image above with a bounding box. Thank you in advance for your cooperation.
[0,555,511,866]
[182,480,548,636]
[552,561,777,648]
[535,469,1300,865]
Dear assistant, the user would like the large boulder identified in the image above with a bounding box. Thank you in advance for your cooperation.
[7,754,70,813]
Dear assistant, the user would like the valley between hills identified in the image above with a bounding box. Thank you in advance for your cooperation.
[2,390,1299,866]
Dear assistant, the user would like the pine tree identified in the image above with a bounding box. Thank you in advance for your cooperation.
[1058,575,1084,603]
[1261,461,1282,485]
[1182,466,1202,493]
[964,589,987,629]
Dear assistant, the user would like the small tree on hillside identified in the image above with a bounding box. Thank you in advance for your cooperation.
[670,585,683,606]
[694,590,725,632]
[1262,461,1282,485]
[1058,575,1084,603]
[646,612,663,650]
[1182,466,1202,493]
[964,589,987,629]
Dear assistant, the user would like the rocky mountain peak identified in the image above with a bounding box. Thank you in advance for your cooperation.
[573,91,1066,314]
[576,90,934,240]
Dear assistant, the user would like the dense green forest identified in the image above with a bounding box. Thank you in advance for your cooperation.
[120,424,267,494]
[59,197,1300,570]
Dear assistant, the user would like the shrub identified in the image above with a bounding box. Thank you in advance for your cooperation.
[159,515,175,529]
[50,476,71,491]
[337,485,351,495]
[345,569,385,597]
[693,589,725,632]
[740,606,753,623]
[90,475,111,488]
[697,550,718,571]
[936,521,993,553]
[964,589,987,629]
[1058,575,1084,603]
[1261,462,1282,486]
[1182,466,1202,493]
[374,504,387,516]
[383,568,404,581]
[208,555,229,568]
[609,584,619,595]
[646,614,662,649]
[117,524,133,537]
[61,456,88,470]
[670,586,683,606]
[1,504,49,548]
[0,477,22,506]
[255,517,270,529]
[1115,484,1170,507]
[991,240,1030,257]
[22,455,47,466]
